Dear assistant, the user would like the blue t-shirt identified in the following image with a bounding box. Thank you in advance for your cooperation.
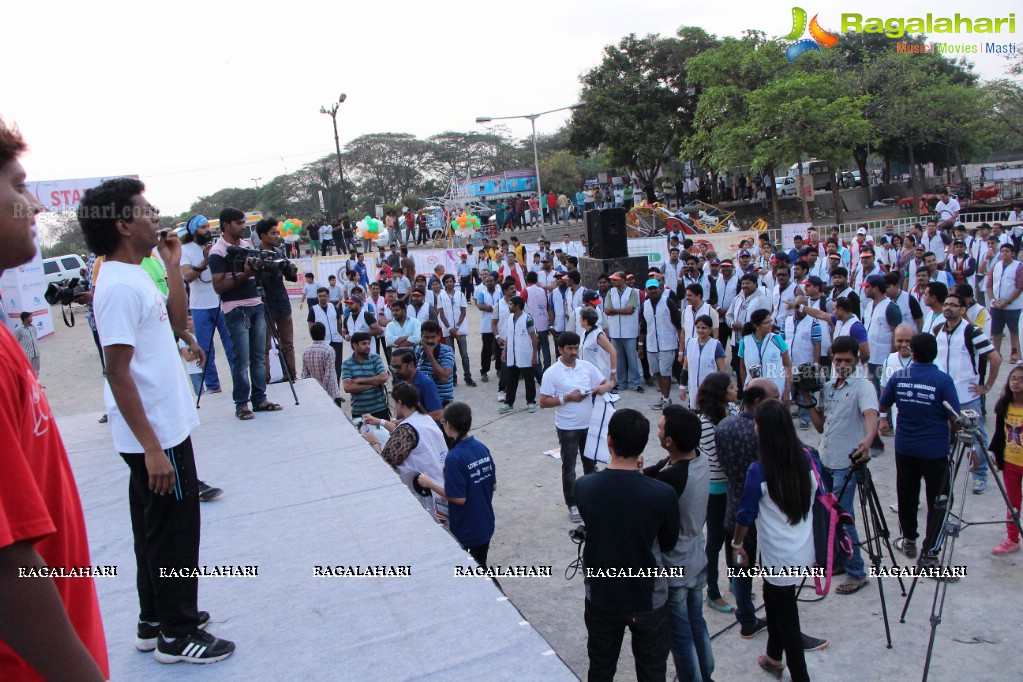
[880,362,959,459]
[831,315,868,345]
[444,436,497,548]
[415,344,456,405]
[410,370,443,415]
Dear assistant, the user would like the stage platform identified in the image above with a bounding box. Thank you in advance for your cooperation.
[61,379,574,681]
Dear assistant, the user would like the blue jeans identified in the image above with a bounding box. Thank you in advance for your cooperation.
[224,304,267,408]
[189,373,203,396]
[960,398,989,482]
[611,337,640,388]
[666,568,715,682]
[190,306,235,392]
[821,466,866,579]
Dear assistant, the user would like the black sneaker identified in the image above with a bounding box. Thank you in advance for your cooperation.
[465,378,477,387]
[155,627,235,664]
[481,373,489,383]
[198,481,223,502]
[634,385,645,394]
[801,633,829,651]
[739,617,768,639]
[137,611,209,652]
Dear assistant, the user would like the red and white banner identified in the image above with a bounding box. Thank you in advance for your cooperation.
[28,174,140,212]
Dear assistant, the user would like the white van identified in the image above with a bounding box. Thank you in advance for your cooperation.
[42,253,87,285]
[788,160,833,191]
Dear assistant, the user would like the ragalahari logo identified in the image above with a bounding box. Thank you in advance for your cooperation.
[785,7,840,61]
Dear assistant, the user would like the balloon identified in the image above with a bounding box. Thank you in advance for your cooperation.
[450,219,459,229]
[277,221,285,230]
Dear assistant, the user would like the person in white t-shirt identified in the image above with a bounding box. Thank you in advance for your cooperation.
[180,215,234,394]
[81,178,236,663]
[438,274,475,386]
[934,189,961,230]
[539,331,613,523]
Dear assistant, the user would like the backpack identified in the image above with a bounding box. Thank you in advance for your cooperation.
[807,449,854,596]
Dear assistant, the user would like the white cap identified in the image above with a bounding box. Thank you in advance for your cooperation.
[856,227,867,235]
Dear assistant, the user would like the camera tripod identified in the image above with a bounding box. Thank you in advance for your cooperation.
[898,404,1023,681]
[836,459,906,649]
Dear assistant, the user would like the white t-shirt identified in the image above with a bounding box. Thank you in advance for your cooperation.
[181,242,219,309]
[539,358,605,430]
[95,261,199,452]
[177,339,203,375]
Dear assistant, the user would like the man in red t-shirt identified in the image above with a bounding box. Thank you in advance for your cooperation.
[0,120,108,679]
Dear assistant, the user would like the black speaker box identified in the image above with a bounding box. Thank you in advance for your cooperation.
[585,208,628,259]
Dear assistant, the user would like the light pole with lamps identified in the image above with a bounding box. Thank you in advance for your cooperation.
[320,93,349,220]
[475,102,583,238]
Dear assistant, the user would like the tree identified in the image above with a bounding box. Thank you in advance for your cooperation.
[342,133,431,205]
[39,211,87,257]
[569,28,719,184]
[539,150,583,194]
[186,187,260,221]
[685,31,790,223]
[987,79,1023,146]
[423,129,520,189]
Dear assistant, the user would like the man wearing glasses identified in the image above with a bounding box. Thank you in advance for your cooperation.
[932,291,1000,494]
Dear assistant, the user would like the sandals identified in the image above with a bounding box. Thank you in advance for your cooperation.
[758,655,785,679]
[235,407,254,420]
[836,577,869,595]
[252,401,283,412]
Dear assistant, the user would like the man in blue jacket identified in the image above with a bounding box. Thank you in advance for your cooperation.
[880,333,961,565]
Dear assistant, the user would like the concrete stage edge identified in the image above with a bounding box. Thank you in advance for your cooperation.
[61,379,575,681]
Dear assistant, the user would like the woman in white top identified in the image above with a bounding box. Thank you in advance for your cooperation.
[362,383,448,520]
[578,308,618,383]
[732,400,818,682]
[679,315,726,409]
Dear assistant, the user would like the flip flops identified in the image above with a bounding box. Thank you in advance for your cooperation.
[252,401,283,412]
[836,577,869,595]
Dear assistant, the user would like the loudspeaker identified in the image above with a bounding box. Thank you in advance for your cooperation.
[585,208,628,259]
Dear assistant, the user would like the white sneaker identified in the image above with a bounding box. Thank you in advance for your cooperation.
[497,391,506,402]
[569,505,582,523]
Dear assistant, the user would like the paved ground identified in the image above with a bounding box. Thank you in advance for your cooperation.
[41,298,1022,682]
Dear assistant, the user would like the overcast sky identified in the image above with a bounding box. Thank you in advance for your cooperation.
[6,0,1018,216]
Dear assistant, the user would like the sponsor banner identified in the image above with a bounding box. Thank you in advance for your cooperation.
[0,233,55,337]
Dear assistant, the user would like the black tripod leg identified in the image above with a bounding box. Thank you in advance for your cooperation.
[864,471,907,596]
[857,473,894,648]
[262,303,299,406]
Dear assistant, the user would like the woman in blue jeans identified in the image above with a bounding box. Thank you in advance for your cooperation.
[694,372,740,613]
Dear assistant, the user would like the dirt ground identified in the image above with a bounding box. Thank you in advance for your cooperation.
[42,273,1022,681]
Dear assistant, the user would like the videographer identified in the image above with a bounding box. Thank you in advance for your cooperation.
[254,217,298,382]
[208,207,283,420]
[880,334,960,564]
[574,408,680,681]
[805,336,878,594]
[180,215,234,395]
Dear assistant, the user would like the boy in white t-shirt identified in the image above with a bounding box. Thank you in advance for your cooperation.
[178,313,205,396]
[81,178,236,665]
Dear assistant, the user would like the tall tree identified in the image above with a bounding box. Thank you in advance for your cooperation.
[342,133,431,205]
[569,27,719,184]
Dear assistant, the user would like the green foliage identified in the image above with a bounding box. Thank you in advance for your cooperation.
[569,27,719,183]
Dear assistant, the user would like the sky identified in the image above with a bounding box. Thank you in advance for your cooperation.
[5,0,1019,217]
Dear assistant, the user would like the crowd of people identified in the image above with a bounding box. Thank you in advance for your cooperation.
[3,109,1022,680]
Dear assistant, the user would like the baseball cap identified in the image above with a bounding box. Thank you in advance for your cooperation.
[583,289,601,304]
[709,258,721,265]
[541,256,551,262]
[801,276,825,288]
[460,253,467,258]
[645,279,660,289]
[410,290,424,297]
[952,238,965,245]
[609,271,624,281]
[738,250,751,257]
[827,253,841,260]
[859,275,886,289]
[720,259,734,266]
[346,296,364,304]
[857,227,868,235]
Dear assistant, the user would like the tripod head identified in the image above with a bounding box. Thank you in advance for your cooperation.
[943,401,980,430]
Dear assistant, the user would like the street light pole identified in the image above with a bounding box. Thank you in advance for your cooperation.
[320,93,349,220]
[475,102,583,240]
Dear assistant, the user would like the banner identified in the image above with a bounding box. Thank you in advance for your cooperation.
[28,174,139,212]
[781,223,813,250]
[0,234,55,338]
[284,254,378,298]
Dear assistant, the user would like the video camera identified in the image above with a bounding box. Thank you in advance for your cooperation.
[225,245,298,280]
[795,363,824,394]
[44,277,86,307]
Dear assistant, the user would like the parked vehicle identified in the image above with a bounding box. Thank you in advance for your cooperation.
[42,253,86,286]
[775,176,797,197]
[788,160,833,191]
